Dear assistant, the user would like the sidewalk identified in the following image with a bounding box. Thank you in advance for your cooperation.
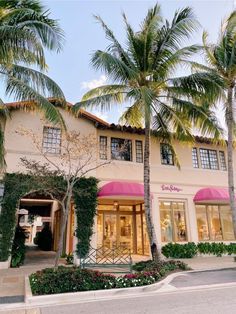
[179,255,236,270]
[0,255,235,308]
[0,247,57,304]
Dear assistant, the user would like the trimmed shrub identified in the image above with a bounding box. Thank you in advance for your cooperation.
[162,242,236,258]
[161,242,197,258]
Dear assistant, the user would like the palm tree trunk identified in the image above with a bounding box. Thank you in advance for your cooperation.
[226,85,236,238]
[144,117,160,261]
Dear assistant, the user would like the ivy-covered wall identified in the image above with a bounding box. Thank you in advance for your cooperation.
[74,177,99,258]
[0,173,40,261]
[0,173,98,262]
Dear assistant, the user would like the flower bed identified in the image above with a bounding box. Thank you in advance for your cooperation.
[29,260,188,295]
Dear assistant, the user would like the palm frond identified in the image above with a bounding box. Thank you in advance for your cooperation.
[94,15,133,67]
[4,75,65,128]
[2,64,65,100]
[119,101,144,128]
[91,50,138,83]
[73,92,125,113]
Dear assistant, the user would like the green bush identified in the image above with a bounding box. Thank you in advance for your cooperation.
[11,226,26,267]
[29,260,187,295]
[161,242,197,258]
[132,260,153,272]
[132,259,189,272]
[162,242,236,258]
[65,253,74,265]
[227,243,236,255]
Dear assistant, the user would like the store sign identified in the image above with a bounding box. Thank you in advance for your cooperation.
[161,184,182,192]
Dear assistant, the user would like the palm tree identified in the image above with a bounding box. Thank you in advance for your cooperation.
[0,0,65,167]
[191,12,236,238]
[74,4,223,260]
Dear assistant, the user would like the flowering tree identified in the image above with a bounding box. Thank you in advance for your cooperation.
[19,129,110,267]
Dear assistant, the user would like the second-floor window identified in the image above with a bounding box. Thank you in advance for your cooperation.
[42,126,61,154]
[219,151,227,171]
[161,144,174,165]
[199,148,219,170]
[111,137,132,161]
[192,148,199,168]
[135,140,143,163]
[99,136,107,160]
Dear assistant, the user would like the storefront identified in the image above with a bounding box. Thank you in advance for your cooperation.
[194,187,235,242]
[97,181,150,255]
[95,182,236,259]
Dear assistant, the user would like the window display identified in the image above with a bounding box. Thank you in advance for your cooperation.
[196,204,235,241]
[160,201,187,242]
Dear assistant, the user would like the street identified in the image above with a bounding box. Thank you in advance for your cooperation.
[40,285,236,314]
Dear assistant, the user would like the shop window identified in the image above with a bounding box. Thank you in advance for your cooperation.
[219,151,227,171]
[160,144,174,165]
[42,126,61,154]
[99,136,107,160]
[196,204,234,241]
[111,137,132,161]
[135,140,143,163]
[159,201,187,242]
[199,148,219,170]
[192,148,199,168]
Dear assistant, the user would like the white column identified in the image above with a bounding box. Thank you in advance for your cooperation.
[187,197,198,242]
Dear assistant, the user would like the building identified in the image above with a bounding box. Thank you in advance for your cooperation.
[1,100,235,261]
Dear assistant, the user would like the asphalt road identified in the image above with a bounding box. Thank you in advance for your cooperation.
[40,285,236,314]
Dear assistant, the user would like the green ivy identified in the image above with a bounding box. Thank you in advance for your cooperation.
[0,173,40,262]
[0,173,98,262]
[74,177,98,258]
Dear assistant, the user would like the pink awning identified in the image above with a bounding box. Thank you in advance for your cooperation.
[98,181,144,198]
[193,187,232,203]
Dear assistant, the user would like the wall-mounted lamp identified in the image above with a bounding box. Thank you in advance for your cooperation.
[113,201,118,210]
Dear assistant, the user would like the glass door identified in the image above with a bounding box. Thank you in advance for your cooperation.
[103,214,117,249]
[119,215,133,251]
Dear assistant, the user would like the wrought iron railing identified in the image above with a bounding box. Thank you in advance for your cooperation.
[80,246,132,273]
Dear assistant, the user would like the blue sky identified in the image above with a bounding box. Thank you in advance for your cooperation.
[3,0,236,124]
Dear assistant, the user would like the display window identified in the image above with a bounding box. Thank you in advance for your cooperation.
[196,204,235,241]
[97,203,150,255]
[159,200,187,242]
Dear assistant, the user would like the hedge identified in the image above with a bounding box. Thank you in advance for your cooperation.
[161,242,236,258]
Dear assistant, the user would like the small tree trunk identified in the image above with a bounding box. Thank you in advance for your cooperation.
[144,116,160,261]
[226,85,236,239]
[54,210,68,268]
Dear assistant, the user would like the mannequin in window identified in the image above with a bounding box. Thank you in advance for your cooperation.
[161,214,172,242]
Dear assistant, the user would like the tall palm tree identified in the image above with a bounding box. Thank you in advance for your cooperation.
[74,4,223,260]
[0,0,65,167]
[192,11,236,238]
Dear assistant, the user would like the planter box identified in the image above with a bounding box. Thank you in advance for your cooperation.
[0,257,11,269]
[24,271,184,306]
